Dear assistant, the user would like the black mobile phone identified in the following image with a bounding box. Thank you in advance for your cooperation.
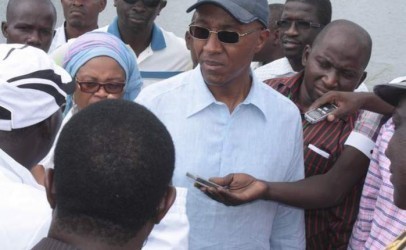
[304,103,337,124]
[186,172,221,188]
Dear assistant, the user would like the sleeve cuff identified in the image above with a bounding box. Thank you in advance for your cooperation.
[344,131,376,159]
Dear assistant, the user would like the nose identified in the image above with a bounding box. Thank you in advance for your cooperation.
[131,0,147,11]
[285,21,299,36]
[26,31,41,47]
[323,70,339,89]
[94,85,109,98]
[203,31,222,54]
[72,0,83,6]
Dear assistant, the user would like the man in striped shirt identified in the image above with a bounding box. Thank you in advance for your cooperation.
[348,79,406,249]
[265,20,372,249]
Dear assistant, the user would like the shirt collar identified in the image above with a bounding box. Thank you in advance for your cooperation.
[241,72,269,121]
[150,24,166,51]
[186,66,217,117]
[107,17,166,51]
[186,67,268,120]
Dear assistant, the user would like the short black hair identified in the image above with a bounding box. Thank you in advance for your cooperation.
[285,0,332,25]
[53,99,175,245]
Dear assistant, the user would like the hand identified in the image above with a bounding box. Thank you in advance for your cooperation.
[309,91,363,122]
[198,173,268,206]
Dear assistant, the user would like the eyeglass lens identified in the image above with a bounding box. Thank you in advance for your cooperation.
[189,26,240,44]
[79,81,125,94]
[277,20,317,30]
[122,0,161,8]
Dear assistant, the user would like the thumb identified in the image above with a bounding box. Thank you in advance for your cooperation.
[210,174,234,186]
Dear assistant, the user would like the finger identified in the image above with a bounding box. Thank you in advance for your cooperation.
[327,113,339,122]
[327,107,347,120]
[309,92,335,111]
[209,173,234,186]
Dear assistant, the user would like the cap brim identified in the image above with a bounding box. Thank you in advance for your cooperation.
[186,0,260,26]
[374,83,406,107]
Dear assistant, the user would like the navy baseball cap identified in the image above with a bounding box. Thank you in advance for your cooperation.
[186,0,270,28]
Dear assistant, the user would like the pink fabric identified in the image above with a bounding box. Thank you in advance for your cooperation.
[349,118,406,249]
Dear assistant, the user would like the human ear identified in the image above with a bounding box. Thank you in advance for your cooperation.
[1,22,9,38]
[302,45,312,67]
[254,28,270,53]
[99,0,107,12]
[45,169,57,209]
[272,29,280,46]
[355,71,367,89]
[154,186,176,224]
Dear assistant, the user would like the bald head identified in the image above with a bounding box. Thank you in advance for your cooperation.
[313,19,372,69]
[6,0,56,21]
[2,0,56,52]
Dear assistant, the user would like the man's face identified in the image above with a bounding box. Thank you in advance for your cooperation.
[1,2,55,52]
[301,31,367,102]
[191,4,268,87]
[279,2,322,63]
[114,0,165,33]
[61,0,106,29]
[385,97,406,209]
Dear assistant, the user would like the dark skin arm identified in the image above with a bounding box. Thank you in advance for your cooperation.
[309,91,394,121]
[201,146,369,208]
[201,92,390,208]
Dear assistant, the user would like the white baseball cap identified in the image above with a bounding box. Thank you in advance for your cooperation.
[0,44,75,131]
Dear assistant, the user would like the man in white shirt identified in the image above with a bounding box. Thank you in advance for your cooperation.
[0,44,74,250]
[136,0,305,248]
[102,0,192,86]
[48,0,106,53]
[252,4,295,81]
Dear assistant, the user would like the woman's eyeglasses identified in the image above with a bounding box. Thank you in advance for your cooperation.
[76,78,125,94]
[188,25,262,44]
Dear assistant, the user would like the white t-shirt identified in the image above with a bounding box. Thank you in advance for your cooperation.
[0,149,51,250]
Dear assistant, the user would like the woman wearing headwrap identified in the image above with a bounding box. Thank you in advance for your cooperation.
[62,31,142,116]
[38,31,142,170]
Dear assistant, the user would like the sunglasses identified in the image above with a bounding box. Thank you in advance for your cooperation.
[276,20,322,30]
[76,78,125,94]
[122,0,163,8]
[189,25,262,44]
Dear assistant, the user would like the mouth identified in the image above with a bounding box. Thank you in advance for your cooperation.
[128,14,146,23]
[282,39,301,49]
[201,60,224,72]
[314,86,329,98]
[69,9,85,16]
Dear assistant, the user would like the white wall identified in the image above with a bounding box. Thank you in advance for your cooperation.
[1,0,405,87]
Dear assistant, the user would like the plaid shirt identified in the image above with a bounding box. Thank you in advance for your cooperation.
[345,110,385,159]
[349,119,406,249]
[266,73,361,249]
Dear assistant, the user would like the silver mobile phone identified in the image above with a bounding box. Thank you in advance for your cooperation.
[304,104,337,124]
[186,172,221,188]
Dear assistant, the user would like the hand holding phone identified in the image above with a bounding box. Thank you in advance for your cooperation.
[304,103,337,124]
[186,172,221,189]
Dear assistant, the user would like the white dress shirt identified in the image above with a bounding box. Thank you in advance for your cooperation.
[136,67,306,249]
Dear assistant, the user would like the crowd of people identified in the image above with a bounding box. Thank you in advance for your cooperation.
[0,0,405,249]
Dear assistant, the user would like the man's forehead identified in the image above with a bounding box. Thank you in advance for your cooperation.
[194,4,243,27]
[282,1,319,20]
